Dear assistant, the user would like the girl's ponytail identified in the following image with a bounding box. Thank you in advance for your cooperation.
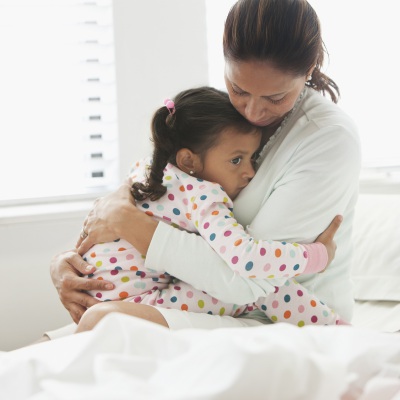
[132,107,175,201]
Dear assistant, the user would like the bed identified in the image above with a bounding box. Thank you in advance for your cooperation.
[0,192,399,400]
[351,192,400,334]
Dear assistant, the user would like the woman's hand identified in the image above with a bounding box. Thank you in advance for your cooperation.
[50,250,115,323]
[76,182,135,255]
[76,181,159,256]
[315,215,343,271]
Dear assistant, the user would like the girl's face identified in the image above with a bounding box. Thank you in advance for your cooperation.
[196,127,261,200]
[224,59,308,128]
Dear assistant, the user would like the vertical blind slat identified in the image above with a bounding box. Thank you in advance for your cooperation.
[0,0,119,203]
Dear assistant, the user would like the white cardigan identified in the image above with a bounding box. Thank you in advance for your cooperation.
[146,87,361,322]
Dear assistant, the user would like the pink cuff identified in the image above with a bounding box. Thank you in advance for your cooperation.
[302,243,328,274]
[336,319,351,326]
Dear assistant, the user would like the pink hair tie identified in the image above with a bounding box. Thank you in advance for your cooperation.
[164,98,176,115]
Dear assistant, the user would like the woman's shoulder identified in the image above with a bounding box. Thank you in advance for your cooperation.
[301,88,358,135]
[273,88,361,166]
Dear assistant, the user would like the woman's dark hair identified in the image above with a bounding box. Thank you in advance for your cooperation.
[223,0,340,103]
[132,86,259,202]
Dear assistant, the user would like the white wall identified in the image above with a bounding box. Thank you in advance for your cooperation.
[114,0,209,180]
[0,0,208,351]
[0,210,87,351]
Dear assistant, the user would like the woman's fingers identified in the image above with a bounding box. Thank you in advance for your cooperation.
[76,237,96,257]
[63,251,95,275]
[75,229,86,249]
[75,211,93,248]
[58,267,114,323]
[59,273,113,293]
[60,276,114,323]
[61,252,114,290]
[75,195,122,254]
[50,250,115,322]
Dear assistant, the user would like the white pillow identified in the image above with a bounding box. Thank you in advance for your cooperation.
[351,193,400,301]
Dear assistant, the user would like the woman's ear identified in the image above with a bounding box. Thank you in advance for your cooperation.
[176,148,202,175]
[306,64,316,81]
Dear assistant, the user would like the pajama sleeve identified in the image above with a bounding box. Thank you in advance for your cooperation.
[191,184,328,279]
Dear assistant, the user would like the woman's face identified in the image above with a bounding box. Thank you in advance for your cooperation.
[224,59,308,128]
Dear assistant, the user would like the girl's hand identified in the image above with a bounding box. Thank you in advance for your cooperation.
[50,250,114,323]
[315,215,343,271]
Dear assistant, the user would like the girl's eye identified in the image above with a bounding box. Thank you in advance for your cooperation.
[231,157,242,165]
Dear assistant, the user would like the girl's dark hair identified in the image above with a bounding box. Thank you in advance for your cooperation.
[223,0,340,103]
[132,86,259,201]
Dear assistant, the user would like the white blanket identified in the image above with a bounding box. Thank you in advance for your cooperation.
[1,313,399,400]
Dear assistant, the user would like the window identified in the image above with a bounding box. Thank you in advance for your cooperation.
[0,0,119,205]
[206,0,400,179]
[308,0,400,172]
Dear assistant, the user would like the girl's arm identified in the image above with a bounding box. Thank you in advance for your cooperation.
[191,185,336,280]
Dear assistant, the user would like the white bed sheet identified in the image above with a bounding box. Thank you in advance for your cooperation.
[1,313,399,400]
[353,300,400,333]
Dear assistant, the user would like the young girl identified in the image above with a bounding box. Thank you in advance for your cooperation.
[77,86,344,333]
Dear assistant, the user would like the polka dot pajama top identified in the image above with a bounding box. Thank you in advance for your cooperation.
[84,158,343,326]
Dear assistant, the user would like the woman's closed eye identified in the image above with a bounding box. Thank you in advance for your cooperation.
[266,95,286,105]
[231,85,247,97]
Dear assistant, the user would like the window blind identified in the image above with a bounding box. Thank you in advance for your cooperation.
[0,0,119,205]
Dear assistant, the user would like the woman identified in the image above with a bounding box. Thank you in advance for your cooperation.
[50,0,360,334]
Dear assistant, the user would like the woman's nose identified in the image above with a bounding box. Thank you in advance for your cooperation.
[244,98,266,123]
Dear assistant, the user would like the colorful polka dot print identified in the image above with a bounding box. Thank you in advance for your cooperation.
[84,157,341,326]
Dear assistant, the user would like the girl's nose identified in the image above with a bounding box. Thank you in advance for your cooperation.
[243,162,256,180]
